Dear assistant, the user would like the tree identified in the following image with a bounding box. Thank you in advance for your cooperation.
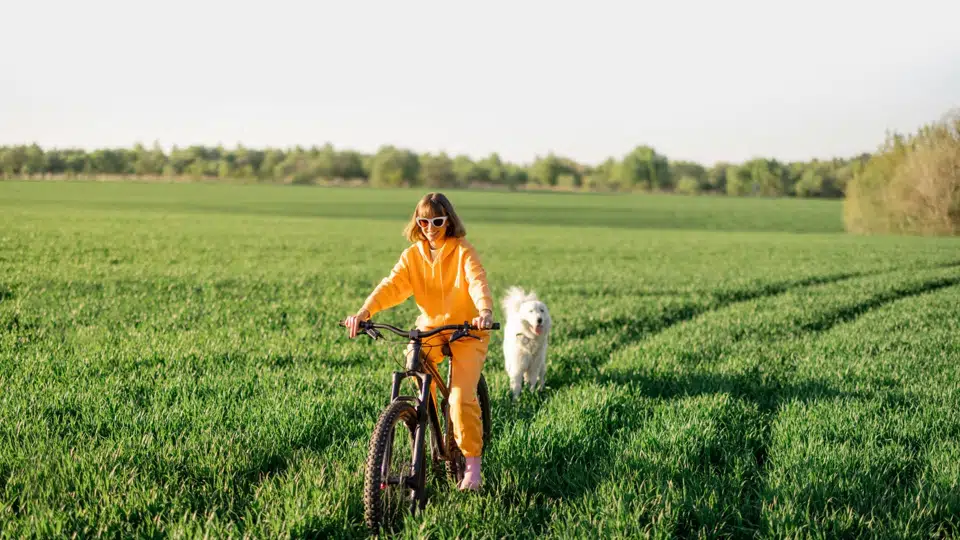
[22,144,47,175]
[618,145,670,191]
[479,153,505,185]
[452,155,482,187]
[705,162,729,193]
[503,163,528,190]
[259,149,284,181]
[746,158,788,196]
[369,146,419,187]
[670,160,706,186]
[88,148,128,175]
[794,168,825,197]
[1,146,27,176]
[726,165,752,196]
[132,141,166,176]
[332,150,365,179]
[675,176,702,195]
[311,143,336,178]
[418,152,456,188]
[844,110,960,235]
[530,154,562,186]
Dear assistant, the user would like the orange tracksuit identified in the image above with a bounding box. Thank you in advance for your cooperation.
[360,235,493,457]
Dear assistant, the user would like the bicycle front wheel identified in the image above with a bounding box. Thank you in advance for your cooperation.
[364,400,423,535]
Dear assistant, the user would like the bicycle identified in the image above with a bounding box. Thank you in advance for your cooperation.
[338,318,500,535]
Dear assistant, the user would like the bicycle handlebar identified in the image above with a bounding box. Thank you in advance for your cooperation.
[337,319,500,340]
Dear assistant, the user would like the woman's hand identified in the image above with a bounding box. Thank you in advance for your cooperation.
[344,309,371,338]
[472,309,493,330]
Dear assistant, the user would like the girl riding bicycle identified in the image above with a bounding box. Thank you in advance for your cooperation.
[343,192,494,491]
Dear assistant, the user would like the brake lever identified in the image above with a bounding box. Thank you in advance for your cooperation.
[365,327,382,340]
[450,324,482,342]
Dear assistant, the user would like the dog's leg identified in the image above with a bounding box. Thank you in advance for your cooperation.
[509,372,524,400]
[527,368,540,393]
[525,350,540,392]
[535,344,548,392]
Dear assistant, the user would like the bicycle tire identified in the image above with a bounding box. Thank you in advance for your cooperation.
[363,400,422,535]
[445,373,493,482]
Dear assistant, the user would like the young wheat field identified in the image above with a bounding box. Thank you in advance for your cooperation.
[2,180,960,538]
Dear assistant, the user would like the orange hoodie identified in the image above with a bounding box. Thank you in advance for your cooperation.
[360,235,494,329]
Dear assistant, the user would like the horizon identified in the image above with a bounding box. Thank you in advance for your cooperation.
[2,0,959,167]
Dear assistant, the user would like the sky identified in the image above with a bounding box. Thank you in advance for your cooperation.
[2,0,959,166]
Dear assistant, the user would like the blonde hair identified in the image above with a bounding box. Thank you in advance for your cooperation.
[403,192,467,242]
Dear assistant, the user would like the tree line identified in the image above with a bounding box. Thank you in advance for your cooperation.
[0,142,871,198]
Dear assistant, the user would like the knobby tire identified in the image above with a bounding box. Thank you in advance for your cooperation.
[363,400,421,535]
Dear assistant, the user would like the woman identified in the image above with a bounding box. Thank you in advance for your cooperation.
[343,192,494,491]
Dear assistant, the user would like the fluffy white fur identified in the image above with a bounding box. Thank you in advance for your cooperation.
[501,286,552,400]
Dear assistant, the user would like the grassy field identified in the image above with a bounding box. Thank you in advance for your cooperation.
[2,180,959,538]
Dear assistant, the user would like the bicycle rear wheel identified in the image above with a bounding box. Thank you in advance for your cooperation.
[364,400,423,535]
[445,373,492,482]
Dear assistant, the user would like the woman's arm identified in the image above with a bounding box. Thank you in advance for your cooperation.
[360,250,414,318]
[462,242,494,316]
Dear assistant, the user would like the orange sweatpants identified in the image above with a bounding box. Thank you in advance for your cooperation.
[407,330,489,458]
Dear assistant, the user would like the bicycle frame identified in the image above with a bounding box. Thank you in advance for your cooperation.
[347,323,497,450]
[389,339,445,467]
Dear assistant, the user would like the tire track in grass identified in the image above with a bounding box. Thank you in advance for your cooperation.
[465,267,952,535]
[586,267,960,536]
[556,259,960,371]
[561,271,867,341]
[533,367,867,535]
[600,267,960,374]
[439,378,777,537]
[479,270,880,520]
[458,270,878,536]
[759,282,960,537]
[547,266,912,391]
[799,275,960,333]
[385,270,960,537]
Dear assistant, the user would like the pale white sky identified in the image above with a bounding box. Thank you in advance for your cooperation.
[2,0,958,166]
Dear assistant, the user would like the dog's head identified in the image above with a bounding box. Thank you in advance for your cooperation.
[517,299,551,336]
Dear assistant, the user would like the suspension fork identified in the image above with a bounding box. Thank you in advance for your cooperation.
[415,370,445,463]
[402,368,431,513]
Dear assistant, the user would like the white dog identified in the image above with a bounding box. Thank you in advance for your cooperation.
[501,286,552,400]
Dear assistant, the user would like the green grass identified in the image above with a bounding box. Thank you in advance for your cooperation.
[1,180,845,233]
[1,180,959,538]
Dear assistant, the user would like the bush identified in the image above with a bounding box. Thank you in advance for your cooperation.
[556,173,581,190]
[844,110,960,235]
[675,176,701,195]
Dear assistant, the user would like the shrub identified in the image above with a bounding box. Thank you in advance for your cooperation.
[844,110,960,235]
[675,176,702,195]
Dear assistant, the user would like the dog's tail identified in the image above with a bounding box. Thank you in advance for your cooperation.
[502,286,533,315]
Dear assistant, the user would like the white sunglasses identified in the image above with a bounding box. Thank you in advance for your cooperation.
[417,216,448,228]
